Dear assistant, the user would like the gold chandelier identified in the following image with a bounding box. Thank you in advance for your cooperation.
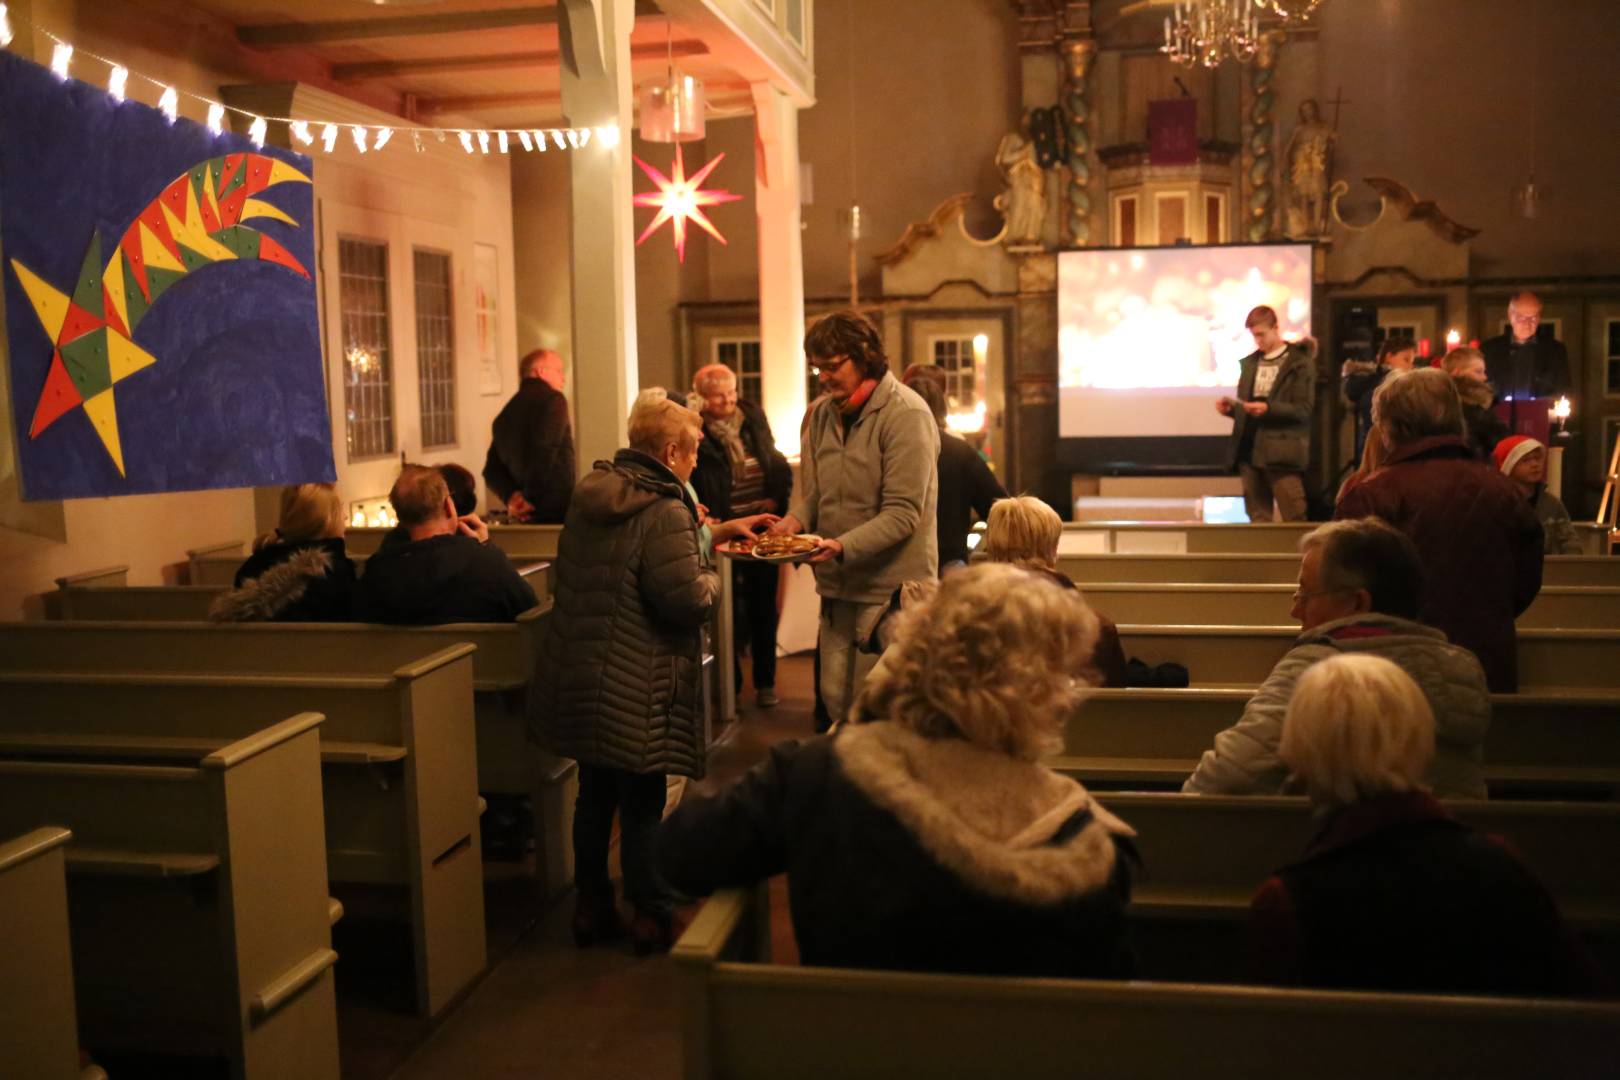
[1161,0,1326,68]
[1162,0,1260,68]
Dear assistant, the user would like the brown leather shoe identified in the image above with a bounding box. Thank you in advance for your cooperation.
[628,909,688,955]
[572,886,627,948]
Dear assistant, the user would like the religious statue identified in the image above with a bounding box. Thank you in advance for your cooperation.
[1284,98,1336,238]
[994,114,1046,249]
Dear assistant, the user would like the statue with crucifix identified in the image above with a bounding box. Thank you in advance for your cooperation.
[1283,93,1345,239]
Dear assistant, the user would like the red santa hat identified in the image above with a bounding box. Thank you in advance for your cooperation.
[1493,434,1543,475]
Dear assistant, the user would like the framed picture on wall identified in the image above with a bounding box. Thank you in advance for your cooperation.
[474,242,503,396]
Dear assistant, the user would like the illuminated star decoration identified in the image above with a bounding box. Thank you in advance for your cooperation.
[632,145,742,263]
[13,152,311,476]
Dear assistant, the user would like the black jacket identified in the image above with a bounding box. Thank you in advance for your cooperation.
[1249,792,1594,996]
[531,450,721,778]
[214,538,357,622]
[658,722,1136,978]
[1480,333,1571,403]
[690,399,792,521]
[1340,362,1391,465]
[1229,340,1316,471]
[357,533,537,624]
[936,433,1006,566]
[483,377,575,523]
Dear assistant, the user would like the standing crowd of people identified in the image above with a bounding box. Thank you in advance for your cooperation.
[219,308,1601,994]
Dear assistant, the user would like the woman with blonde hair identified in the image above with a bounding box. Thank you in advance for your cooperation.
[1248,653,1593,996]
[212,482,357,621]
[658,562,1138,978]
[983,495,1128,688]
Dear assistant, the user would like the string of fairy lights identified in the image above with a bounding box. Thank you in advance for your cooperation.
[0,4,622,155]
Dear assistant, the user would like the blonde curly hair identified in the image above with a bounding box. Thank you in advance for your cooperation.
[851,562,1099,760]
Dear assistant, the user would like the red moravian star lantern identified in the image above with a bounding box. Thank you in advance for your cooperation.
[632,145,742,262]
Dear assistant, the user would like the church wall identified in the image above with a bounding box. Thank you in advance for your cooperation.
[1311,0,1620,278]
[0,0,520,617]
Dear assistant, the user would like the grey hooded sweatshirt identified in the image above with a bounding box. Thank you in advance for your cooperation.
[1183,612,1491,799]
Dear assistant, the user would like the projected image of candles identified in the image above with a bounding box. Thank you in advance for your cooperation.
[1057,244,1313,439]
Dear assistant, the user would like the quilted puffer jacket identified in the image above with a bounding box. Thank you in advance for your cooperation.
[530,449,721,778]
[1183,612,1491,799]
[1336,435,1543,692]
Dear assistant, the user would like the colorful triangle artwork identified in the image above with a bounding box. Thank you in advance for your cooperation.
[80,390,125,476]
[29,351,83,437]
[107,331,157,383]
[11,258,72,341]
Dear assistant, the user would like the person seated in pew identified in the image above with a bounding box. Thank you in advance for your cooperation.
[357,464,537,624]
[1184,517,1489,799]
[862,496,1127,689]
[378,463,480,550]
[1248,653,1596,997]
[657,563,1139,979]
[211,482,358,622]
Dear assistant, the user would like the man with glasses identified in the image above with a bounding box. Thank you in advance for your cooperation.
[1480,291,1571,430]
[1182,517,1489,798]
[771,310,939,729]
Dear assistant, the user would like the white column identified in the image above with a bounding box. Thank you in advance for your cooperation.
[750,82,807,457]
[560,0,639,471]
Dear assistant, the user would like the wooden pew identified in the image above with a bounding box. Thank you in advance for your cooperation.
[0,645,485,1018]
[1051,689,1620,795]
[55,558,552,619]
[186,547,553,596]
[1059,552,1620,588]
[672,887,1620,1080]
[1115,624,1620,690]
[0,609,578,900]
[343,523,562,560]
[0,826,90,1080]
[0,715,339,1080]
[1055,520,1612,557]
[1079,582,1620,630]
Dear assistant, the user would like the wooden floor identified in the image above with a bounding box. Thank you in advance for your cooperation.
[384,657,815,1080]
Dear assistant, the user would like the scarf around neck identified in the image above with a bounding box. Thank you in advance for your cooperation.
[839,378,880,417]
[706,411,750,487]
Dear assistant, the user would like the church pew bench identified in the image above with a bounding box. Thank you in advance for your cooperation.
[1080,582,1620,630]
[55,558,552,618]
[343,523,563,560]
[672,886,1620,1080]
[1055,520,1612,557]
[1101,793,1620,935]
[1050,689,1620,795]
[0,608,578,899]
[186,549,553,596]
[0,826,91,1080]
[1059,552,1620,588]
[0,644,485,1018]
[0,715,339,1080]
[1115,624,1620,690]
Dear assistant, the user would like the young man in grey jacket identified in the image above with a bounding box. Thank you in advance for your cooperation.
[1183,517,1490,799]
[771,311,940,729]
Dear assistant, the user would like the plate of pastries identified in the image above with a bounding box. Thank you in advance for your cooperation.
[720,533,823,562]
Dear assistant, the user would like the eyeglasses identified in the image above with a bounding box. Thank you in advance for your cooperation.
[1291,586,1350,604]
[1509,312,1541,325]
[810,355,853,376]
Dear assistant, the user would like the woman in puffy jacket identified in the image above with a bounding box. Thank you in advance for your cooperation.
[211,483,356,622]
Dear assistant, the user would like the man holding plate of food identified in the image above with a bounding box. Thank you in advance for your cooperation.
[770,311,940,728]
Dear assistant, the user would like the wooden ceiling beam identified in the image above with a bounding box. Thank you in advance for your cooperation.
[332,39,705,81]
[238,1,662,48]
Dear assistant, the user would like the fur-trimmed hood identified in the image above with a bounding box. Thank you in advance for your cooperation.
[210,546,349,622]
[833,722,1133,906]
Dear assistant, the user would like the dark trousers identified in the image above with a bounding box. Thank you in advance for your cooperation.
[572,763,674,916]
[733,561,780,691]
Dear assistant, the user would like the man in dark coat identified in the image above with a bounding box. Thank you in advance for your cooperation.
[690,364,792,706]
[901,364,1007,570]
[1217,306,1316,522]
[1480,291,1571,430]
[1336,369,1543,692]
[1341,338,1415,465]
[531,396,720,953]
[358,465,537,624]
[483,348,575,523]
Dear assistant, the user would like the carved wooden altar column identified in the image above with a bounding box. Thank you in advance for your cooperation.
[560,0,639,470]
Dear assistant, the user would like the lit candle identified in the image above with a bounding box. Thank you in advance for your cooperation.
[1553,396,1571,421]
[1445,329,1461,351]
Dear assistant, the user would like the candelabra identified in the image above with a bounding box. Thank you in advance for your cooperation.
[1162,0,1260,69]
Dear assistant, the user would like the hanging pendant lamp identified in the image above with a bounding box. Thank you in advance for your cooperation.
[639,18,705,142]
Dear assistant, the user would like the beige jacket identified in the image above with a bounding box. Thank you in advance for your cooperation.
[791,372,940,603]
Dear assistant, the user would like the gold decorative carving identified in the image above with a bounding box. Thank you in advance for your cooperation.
[873,193,977,267]
[1328,177,1481,245]
[1062,39,1097,246]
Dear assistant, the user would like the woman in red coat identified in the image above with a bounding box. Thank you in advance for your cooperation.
[1335,369,1542,692]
